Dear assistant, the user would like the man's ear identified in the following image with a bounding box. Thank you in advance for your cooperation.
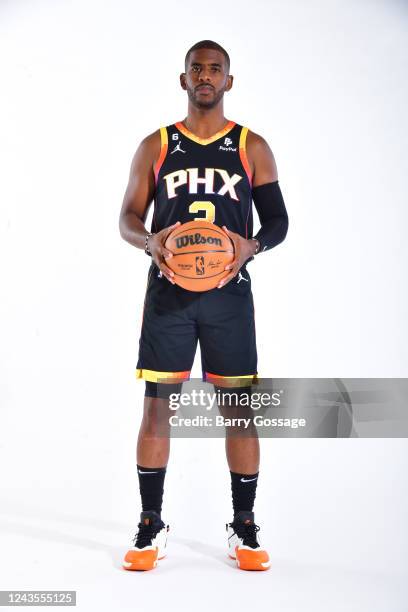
[226,74,234,92]
[180,73,187,90]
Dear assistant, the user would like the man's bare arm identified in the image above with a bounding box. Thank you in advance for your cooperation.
[119,130,180,283]
[119,131,160,249]
[246,130,278,187]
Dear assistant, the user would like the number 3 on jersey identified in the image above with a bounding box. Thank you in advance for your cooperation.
[189,201,215,223]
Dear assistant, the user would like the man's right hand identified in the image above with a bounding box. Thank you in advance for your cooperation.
[148,221,181,284]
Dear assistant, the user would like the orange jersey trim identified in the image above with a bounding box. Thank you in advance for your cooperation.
[175,120,236,145]
[239,126,252,185]
[154,127,168,184]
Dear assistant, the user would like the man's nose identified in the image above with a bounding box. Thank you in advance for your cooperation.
[198,69,212,82]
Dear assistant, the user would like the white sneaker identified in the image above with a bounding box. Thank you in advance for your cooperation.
[123,511,169,571]
[226,511,270,571]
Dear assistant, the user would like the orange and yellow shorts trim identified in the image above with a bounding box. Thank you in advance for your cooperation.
[135,368,258,388]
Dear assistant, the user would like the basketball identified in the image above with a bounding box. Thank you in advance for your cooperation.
[164,220,235,291]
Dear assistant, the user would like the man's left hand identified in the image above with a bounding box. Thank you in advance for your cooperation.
[217,226,257,289]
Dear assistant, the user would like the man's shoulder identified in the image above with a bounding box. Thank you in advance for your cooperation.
[134,128,162,164]
[139,128,161,147]
[245,128,275,175]
[246,128,270,151]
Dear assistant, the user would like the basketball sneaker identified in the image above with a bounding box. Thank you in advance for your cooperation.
[122,510,169,571]
[226,510,270,571]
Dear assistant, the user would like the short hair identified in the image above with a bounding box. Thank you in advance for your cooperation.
[184,40,230,72]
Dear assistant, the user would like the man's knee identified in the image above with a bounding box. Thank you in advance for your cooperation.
[215,385,253,413]
[140,384,182,437]
[145,381,183,399]
[214,386,258,437]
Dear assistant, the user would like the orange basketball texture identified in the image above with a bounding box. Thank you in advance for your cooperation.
[164,221,235,292]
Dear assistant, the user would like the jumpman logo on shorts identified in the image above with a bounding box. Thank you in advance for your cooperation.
[237,271,248,283]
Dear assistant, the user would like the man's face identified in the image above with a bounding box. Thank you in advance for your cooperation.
[181,49,233,109]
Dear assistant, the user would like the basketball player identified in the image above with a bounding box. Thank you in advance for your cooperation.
[119,40,288,571]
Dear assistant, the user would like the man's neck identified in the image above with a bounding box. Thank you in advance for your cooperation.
[181,105,229,138]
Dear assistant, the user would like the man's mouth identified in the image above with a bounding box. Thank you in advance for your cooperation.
[196,85,214,94]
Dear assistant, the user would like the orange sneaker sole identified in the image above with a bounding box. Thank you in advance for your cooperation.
[229,550,271,571]
[122,549,166,571]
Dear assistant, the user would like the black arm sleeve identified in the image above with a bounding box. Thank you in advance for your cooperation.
[252,181,289,253]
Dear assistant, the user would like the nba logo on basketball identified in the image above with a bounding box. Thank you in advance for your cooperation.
[195,256,205,275]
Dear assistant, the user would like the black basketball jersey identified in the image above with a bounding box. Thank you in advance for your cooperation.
[151,120,254,240]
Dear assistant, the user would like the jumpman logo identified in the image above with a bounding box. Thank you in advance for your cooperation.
[171,141,186,154]
[237,271,249,283]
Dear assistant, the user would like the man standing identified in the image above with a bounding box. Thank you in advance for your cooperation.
[119,40,288,571]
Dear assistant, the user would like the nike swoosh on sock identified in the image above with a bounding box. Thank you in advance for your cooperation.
[138,470,159,474]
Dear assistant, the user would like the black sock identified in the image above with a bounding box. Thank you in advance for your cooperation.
[230,470,259,516]
[137,464,167,516]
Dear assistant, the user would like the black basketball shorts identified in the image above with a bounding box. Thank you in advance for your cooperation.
[135,262,258,389]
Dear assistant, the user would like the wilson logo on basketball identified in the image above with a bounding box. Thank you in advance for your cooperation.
[175,233,222,249]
